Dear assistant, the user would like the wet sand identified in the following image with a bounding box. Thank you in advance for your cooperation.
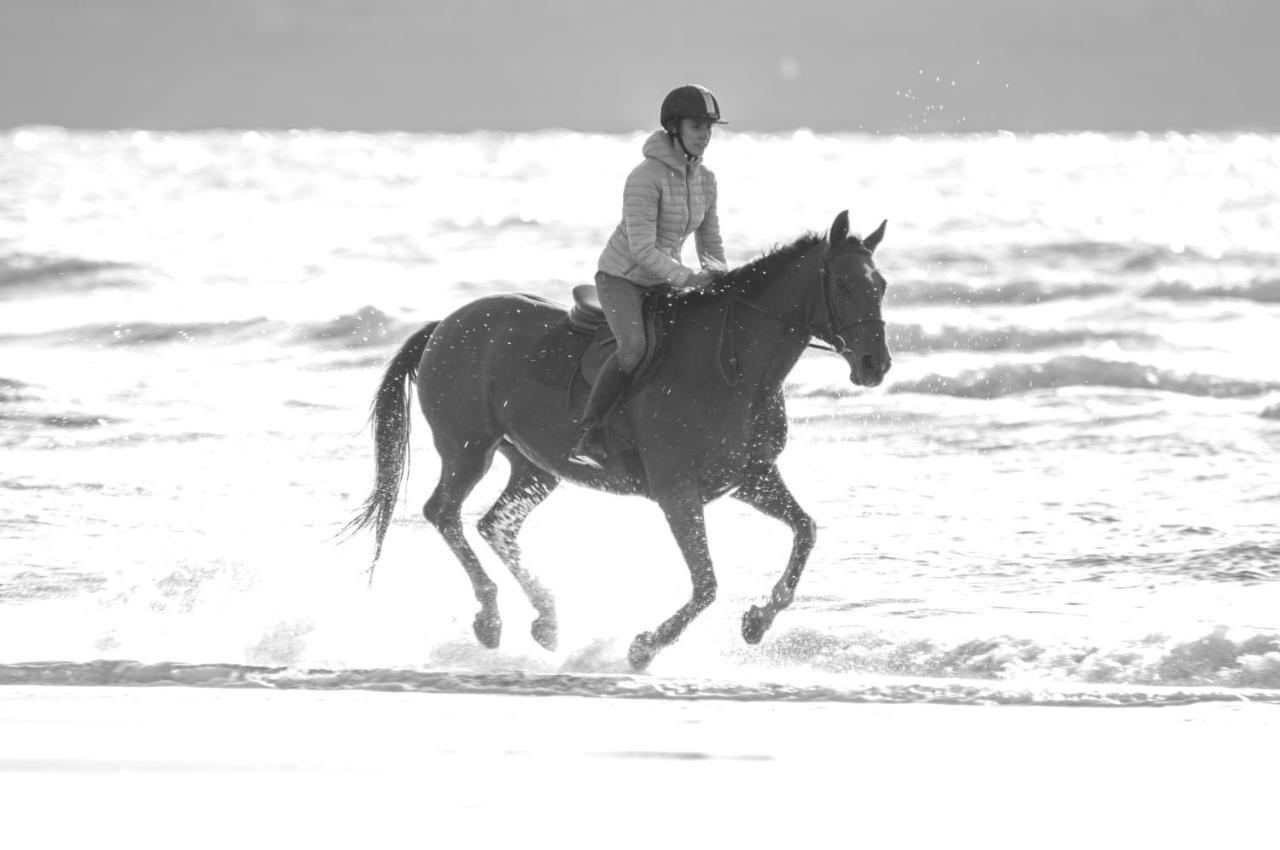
[1,687,1275,848]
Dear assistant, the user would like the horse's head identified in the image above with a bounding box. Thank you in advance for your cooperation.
[818,210,892,387]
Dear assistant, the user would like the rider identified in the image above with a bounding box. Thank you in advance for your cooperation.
[567,84,730,470]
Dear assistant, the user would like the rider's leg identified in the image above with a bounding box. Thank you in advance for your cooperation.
[597,272,648,374]
[568,353,630,469]
[568,274,646,469]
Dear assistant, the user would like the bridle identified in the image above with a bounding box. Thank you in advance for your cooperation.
[714,245,885,386]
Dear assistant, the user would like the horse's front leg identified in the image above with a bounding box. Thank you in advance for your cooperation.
[731,463,816,644]
[628,488,717,672]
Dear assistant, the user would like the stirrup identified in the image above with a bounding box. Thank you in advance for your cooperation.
[567,426,607,470]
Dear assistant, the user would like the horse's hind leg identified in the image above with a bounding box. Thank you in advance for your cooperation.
[424,443,504,649]
[478,444,561,651]
[732,463,817,645]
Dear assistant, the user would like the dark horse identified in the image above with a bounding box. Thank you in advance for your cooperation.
[347,210,891,671]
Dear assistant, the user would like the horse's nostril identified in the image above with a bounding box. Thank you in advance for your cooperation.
[861,354,875,371]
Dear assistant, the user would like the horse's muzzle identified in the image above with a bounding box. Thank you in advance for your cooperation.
[849,352,891,388]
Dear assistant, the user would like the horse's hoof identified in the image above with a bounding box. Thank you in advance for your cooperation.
[531,615,558,652]
[628,632,659,672]
[742,605,770,645]
[473,611,502,649]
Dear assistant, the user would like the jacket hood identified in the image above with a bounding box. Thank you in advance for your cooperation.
[642,130,696,170]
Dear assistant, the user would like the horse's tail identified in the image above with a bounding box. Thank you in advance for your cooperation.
[342,321,440,576]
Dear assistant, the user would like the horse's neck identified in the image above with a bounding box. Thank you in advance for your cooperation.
[751,243,824,328]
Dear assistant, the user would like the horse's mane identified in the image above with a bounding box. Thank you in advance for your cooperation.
[700,231,827,300]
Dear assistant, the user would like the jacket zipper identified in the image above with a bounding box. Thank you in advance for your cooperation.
[683,163,693,240]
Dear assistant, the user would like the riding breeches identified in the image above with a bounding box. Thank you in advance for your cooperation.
[594,271,648,374]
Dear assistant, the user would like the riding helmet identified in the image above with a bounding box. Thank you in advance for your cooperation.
[660,84,728,129]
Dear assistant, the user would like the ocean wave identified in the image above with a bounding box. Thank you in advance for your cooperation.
[1118,245,1191,272]
[0,568,107,603]
[746,625,1280,690]
[0,377,34,403]
[1263,403,1280,421]
[889,355,1279,399]
[930,240,1222,274]
[1024,240,1139,263]
[1144,279,1280,304]
[8,318,273,347]
[1062,542,1280,582]
[297,306,416,349]
[0,254,138,293]
[430,213,547,234]
[887,280,1115,306]
[888,324,1151,354]
[1,652,1276,706]
[0,409,115,429]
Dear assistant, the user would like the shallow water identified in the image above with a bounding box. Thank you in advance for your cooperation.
[2,127,1279,699]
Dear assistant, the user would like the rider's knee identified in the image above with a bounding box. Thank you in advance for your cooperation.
[616,341,645,374]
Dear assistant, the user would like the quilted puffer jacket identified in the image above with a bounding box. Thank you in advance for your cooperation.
[597,130,726,287]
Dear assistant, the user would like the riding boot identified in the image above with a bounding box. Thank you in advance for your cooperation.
[568,357,632,470]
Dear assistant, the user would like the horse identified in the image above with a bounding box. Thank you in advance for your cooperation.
[346,210,891,671]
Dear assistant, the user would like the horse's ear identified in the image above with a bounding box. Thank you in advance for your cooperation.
[829,210,850,248]
[864,219,888,253]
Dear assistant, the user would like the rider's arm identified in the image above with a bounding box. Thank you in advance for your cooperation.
[694,174,727,274]
[621,167,696,287]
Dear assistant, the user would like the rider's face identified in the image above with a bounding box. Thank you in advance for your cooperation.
[677,119,714,157]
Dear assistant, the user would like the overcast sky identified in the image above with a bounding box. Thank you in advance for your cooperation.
[3,0,1277,132]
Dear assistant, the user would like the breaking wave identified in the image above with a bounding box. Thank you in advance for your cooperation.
[742,625,1280,690]
[296,305,418,349]
[890,355,1280,399]
[3,635,1278,707]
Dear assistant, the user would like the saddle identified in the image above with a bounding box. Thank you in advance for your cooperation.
[567,283,675,388]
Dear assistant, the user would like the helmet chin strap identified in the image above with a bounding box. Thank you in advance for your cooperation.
[666,123,697,161]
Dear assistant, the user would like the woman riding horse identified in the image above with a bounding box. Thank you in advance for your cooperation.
[568,84,731,470]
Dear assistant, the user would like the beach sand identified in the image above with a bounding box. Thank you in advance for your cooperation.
[1,686,1274,848]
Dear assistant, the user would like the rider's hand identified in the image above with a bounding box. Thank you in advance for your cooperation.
[685,270,717,289]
